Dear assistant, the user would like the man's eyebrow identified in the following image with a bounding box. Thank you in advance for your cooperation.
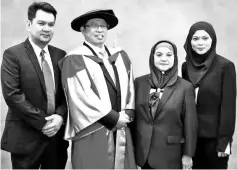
[37,20,55,23]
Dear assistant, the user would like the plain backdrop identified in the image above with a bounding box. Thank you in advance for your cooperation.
[1,0,237,169]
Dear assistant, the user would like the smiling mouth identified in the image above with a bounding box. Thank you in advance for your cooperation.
[42,34,50,38]
[96,34,104,38]
[197,48,205,50]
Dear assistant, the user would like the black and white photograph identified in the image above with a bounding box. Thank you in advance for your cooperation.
[1,0,237,169]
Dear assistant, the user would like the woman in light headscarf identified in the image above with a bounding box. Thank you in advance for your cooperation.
[182,21,236,169]
[133,40,197,169]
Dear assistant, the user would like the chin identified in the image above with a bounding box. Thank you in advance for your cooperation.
[196,51,207,55]
[157,67,168,72]
[41,38,51,43]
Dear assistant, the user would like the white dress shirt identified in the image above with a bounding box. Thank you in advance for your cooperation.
[29,37,55,88]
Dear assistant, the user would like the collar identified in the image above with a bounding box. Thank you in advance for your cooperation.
[28,37,49,57]
[84,40,106,55]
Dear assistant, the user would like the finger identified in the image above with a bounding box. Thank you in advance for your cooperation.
[42,126,56,132]
[43,130,55,135]
[123,114,130,120]
[123,119,130,123]
[42,123,53,130]
[182,165,188,170]
[120,112,129,118]
[43,122,56,130]
[45,115,55,121]
[221,153,228,157]
[44,130,57,137]
[43,128,55,134]
[183,165,192,170]
[218,152,227,157]
[46,131,56,137]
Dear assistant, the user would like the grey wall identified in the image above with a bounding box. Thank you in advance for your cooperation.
[1,0,237,168]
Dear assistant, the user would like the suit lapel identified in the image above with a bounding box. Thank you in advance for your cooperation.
[155,73,178,119]
[155,85,176,119]
[142,76,153,120]
[24,39,47,94]
[48,46,58,93]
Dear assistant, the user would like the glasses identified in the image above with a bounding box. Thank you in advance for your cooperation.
[85,23,108,30]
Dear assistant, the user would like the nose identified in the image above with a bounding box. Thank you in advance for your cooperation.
[96,26,103,32]
[42,24,51,31]
[197,39,204,46]
[160,56,167,62]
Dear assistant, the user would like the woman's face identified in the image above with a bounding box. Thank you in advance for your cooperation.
[191,30,212,55]
[154,46,174,72]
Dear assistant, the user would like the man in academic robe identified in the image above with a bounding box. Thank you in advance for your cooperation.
[59,9,136,169]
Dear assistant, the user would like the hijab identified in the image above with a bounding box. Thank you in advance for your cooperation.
[184,21,217,87]
[149,40,178,89]
[148,40,178,118]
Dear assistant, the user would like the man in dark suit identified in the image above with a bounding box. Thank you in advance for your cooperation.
[1,2,68,169]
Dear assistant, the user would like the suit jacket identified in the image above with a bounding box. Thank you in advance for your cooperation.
[1,38,69,155]
[182,55,236,152]
[133,75,197,169]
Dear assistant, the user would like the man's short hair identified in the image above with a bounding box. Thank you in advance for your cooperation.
[28,2,57,21]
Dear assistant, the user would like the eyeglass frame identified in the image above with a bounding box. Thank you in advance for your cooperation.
[84,23,109,30]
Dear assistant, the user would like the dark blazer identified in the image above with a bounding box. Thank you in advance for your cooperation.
[1,38,68,155]
[133,75,197,169]
[182,55,236,152]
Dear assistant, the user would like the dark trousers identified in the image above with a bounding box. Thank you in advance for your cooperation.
[193,137,229,169]
[11,138,68,169]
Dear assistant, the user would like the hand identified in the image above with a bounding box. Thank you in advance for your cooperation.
[115,111,130,129]
[182,155,193,170]
[218,152,228,157]
[42,114,63,137]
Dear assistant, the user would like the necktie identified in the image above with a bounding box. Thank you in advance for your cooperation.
[99,51,116,84]
[40,50,55,114]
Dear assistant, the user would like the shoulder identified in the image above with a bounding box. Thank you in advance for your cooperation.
[135,74,149,83]
[215,55,235,68]
[176,76,194,89]
[60,46,87,67]
[48,45,66,56]
[108,46,130,59]
[66,46,90,56]
[59,53,86,80]
[134,74,149,90]
[4,42,25,54]
[2,42,26,63]
[60,53,85,69]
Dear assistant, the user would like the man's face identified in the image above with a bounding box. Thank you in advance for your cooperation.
[27,9,55,46]
[81,18,108,48]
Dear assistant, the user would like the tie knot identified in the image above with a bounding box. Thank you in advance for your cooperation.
[99,50,107,59]
[40,50,46,60]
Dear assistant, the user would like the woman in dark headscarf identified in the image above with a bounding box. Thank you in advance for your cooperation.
[182,21,236,169]
[133,40,197,169]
